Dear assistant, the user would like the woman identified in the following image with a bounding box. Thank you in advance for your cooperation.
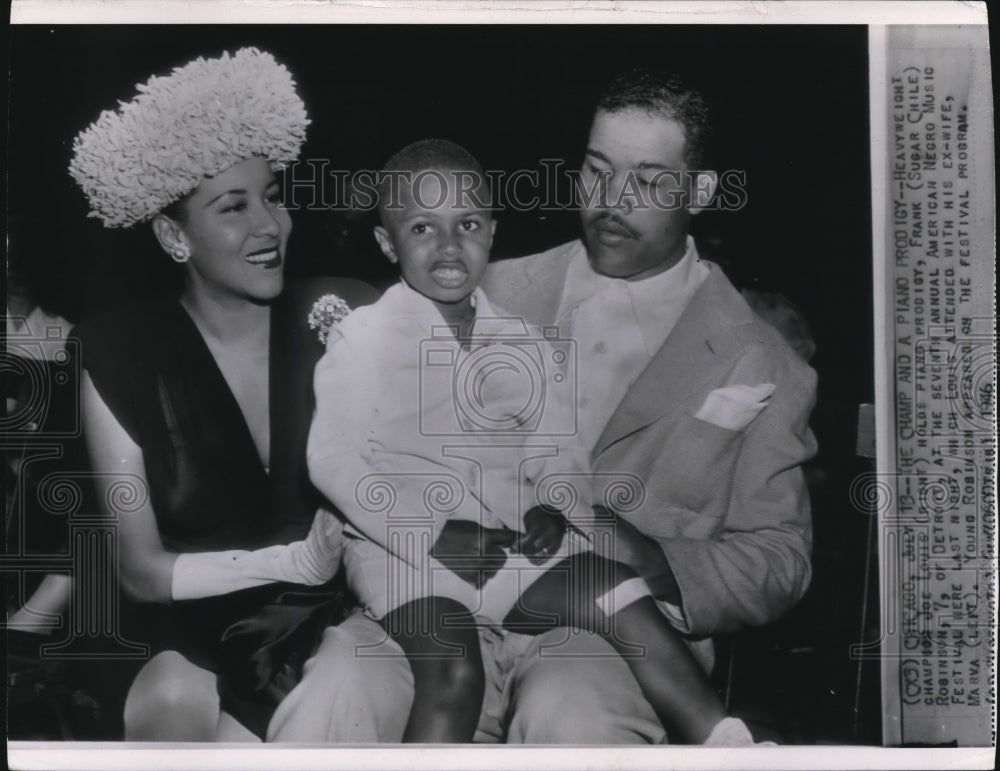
[68,48,396,741]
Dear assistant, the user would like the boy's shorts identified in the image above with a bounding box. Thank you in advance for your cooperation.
[344,528,592,625]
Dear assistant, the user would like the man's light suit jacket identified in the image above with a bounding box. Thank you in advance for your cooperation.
[482,240,818,637]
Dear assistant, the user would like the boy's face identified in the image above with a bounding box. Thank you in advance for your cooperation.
[374,169,496,305]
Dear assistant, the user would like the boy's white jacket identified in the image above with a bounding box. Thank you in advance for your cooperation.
[307,281,594,568]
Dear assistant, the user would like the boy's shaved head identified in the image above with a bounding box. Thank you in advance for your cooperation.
[383,138,484,177]
[378,139,492,224]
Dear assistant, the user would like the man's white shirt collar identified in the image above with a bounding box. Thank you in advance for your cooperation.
[557,236,709,356]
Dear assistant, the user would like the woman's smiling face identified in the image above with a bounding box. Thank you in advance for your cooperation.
[174,157,291,303]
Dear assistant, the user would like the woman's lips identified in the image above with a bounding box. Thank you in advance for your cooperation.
[245,248,282,269]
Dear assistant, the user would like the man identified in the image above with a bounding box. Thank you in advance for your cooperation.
[476,67,817,740]
[269,68,816,744]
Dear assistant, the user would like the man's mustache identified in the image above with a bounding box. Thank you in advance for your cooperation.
[586,213,638,238]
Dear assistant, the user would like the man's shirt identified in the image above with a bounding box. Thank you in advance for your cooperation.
[555,236,709,451]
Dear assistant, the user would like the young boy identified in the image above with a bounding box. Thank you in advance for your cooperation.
[307,139,767,745]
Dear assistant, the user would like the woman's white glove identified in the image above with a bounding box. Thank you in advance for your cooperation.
[171,509,344,601]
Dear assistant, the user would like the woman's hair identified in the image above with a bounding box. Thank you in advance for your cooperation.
[69,47,308,229]
[159,195,191,225]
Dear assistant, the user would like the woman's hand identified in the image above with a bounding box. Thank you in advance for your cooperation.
[431,520,518,588]
[519,505,566,565]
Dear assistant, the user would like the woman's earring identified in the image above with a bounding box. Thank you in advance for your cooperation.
[170,244,190,264]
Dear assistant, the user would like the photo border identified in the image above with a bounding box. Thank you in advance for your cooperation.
[6,2,995,769]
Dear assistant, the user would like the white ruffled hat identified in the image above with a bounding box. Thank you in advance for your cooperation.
[69,47,309,228]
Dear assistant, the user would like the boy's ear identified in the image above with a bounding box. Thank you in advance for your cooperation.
[151,213,188,257]
[688,170,718,214]
[373,226,398,263]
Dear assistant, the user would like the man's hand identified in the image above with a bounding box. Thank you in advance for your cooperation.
[593,505,681,605]
[519,505,567,565]
[431,520,519,588]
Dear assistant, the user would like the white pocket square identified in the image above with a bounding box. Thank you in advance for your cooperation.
[694,383,777,431]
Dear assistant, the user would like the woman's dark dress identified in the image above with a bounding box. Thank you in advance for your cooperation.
[72,277,378,737]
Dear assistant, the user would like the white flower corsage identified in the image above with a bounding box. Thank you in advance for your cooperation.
[307,293,352,345]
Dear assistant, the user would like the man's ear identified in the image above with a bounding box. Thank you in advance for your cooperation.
[689,170,718,214]
[151,214,187,257]
[373,226,398,263]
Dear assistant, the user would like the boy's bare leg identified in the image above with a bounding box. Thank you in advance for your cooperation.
[382,597,484,743]
[502,553,726,744]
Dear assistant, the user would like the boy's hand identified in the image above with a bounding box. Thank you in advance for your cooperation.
[431,520,518,588]
[519,505,566,565]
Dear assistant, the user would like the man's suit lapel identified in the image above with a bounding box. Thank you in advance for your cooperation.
[592,266,755,459]
[487,242,577,326]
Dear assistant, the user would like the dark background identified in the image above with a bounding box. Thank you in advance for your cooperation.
[7,24,878,743]
[9,25,872,403]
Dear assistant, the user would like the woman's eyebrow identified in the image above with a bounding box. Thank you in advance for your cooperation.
[203,189,247,207]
